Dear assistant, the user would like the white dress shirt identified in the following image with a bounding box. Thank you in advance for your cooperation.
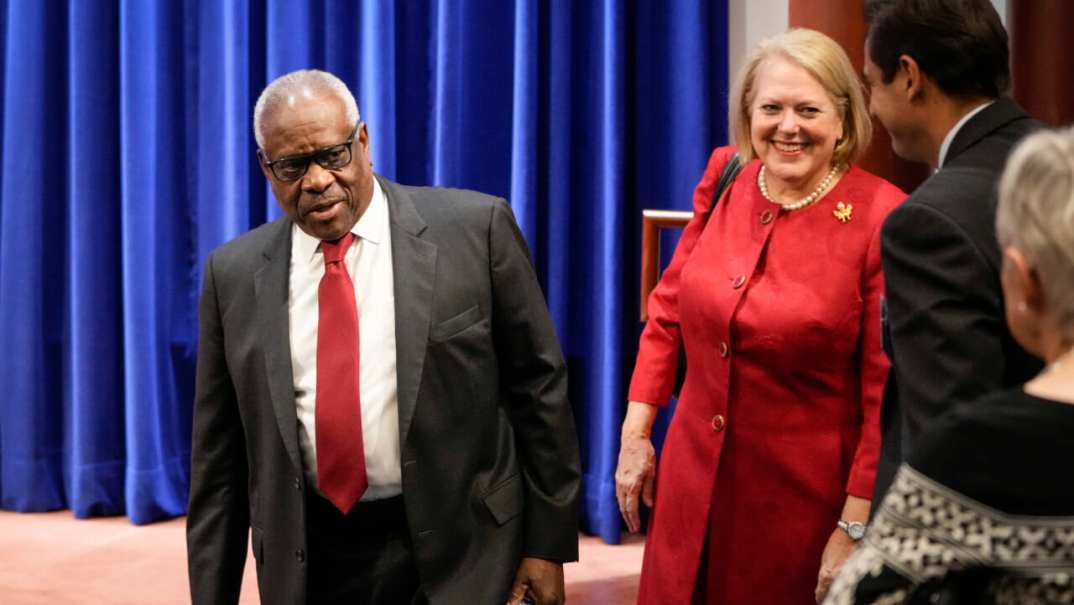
[937,100,994,168]
[288,179,401,500]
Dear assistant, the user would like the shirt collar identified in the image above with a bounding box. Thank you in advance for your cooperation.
[937,100,994,169]
[292,177,387,263]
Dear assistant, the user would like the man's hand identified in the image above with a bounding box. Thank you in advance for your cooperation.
[814,528,857,603]
[615,433,656,533]
[507,557,564,605]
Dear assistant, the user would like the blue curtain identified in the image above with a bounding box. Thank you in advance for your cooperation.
[0,0,728,541]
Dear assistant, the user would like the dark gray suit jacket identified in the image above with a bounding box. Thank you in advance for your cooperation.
[872,99,1044,503]
[187,176,580,605]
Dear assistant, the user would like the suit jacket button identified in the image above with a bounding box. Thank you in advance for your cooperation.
[732,275,746,289]
[760,209,774,224]
[295,549,305,562]
[294,478,302,490]
[711,414,726,432]
[718,341,729,358]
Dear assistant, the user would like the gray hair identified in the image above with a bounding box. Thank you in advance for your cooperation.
[996,126,1074,340]
[252,69,360,150]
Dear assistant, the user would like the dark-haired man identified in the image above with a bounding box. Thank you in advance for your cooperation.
[863,0,1044,503]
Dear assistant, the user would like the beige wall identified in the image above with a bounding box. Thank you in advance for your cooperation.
[727,0,787,91]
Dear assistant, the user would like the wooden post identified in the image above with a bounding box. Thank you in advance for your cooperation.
[1011,1,1074,127]
[639,210,692,320]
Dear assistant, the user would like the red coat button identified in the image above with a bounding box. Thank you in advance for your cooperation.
[732,275,746,289]
[760,209,774,224]
[718,342,729,358]
[711,414,726,432]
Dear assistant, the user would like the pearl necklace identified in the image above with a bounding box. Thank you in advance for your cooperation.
[757,164,842,211]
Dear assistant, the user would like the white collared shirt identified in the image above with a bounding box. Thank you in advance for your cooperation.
[288,179,401,500]
[937,100,994,168]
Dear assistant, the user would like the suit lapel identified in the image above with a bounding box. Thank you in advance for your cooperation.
[380,175,437,450]
[253,219,303,471]
[946,97,1028,162]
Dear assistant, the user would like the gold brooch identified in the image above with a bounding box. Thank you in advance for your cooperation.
[833,202,853,223]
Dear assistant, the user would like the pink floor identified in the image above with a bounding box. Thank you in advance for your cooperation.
[0,510,642,604]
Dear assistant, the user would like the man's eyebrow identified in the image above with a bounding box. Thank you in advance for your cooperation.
[279,141,343,161]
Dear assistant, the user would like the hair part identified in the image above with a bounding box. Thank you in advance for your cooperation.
[996,127,1074,342]
[729,28,871,167]
[865,0,1010,99]
[253,69,360,150]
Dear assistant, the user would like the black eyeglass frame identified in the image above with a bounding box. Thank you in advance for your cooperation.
[258,121,362,182]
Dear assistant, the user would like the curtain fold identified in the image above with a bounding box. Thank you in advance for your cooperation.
[118,0,196,523]
[2,0,64,512]
[67,0,124,518]
[0,0,727,541]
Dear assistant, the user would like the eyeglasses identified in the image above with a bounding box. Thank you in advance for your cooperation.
[259,122,360,182]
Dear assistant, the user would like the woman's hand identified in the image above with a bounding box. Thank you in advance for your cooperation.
[615,401,660,533]
[815,494,870,602]
[814,527,856,603]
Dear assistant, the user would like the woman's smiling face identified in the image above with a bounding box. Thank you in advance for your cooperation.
[749,56,845,194]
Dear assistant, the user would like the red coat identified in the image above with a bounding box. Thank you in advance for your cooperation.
[629,147,904,604]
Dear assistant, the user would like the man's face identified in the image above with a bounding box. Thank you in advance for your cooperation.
[863,41,925,164]
[258,91,373,241]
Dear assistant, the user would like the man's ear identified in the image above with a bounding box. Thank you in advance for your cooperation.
[357,122,373,165]
[898,54,925,102]
[357,122,370,150]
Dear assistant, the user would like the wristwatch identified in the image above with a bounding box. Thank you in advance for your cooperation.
[837,519,867,541]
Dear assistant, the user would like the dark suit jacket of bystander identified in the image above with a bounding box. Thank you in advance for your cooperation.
[872,98,1044,503]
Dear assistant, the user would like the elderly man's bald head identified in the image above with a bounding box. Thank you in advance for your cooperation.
[253,69,360,150]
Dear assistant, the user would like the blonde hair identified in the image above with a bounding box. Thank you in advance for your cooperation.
[729,28,871,166]
[996,126,1074,341]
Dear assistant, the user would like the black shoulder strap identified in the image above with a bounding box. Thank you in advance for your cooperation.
[701,154,742,226]
[671,153,742,397]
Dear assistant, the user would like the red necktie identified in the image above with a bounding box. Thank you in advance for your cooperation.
[315,233,367,514]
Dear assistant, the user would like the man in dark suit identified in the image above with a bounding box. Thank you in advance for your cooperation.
[863,0,1044,504]
[186,69,580,605]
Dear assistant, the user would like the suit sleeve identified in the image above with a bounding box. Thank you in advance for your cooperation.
[186,252,250,605]
[628,146,736,405]
[488,199,581,563]
[846,220,890,498]
[880,202,1007,448]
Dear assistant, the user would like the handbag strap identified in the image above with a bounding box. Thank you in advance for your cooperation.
[700,154,743,226]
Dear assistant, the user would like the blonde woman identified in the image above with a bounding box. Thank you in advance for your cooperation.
[616,29,904,604]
